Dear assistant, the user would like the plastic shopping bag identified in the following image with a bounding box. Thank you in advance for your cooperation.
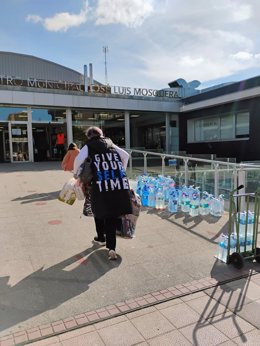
[58,178,77,205]
[74,180,85,200]
[117,189,141,238]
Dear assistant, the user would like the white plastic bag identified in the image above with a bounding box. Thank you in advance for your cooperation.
[58,178,77,205]
[74,180,85,200]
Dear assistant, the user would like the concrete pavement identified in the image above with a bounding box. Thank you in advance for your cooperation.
[0,162,259,345]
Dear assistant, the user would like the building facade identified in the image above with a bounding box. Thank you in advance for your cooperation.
[180,77,260,162]
[0,51,259,163]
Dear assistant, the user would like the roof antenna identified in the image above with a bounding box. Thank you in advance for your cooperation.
[103,46,109,85]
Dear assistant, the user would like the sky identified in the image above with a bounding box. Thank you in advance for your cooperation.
[1,0,260,90]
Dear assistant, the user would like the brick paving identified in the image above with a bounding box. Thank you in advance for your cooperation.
[0,162,260,345]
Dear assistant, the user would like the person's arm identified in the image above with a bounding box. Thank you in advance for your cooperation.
[73,145,89,176]
[113,145,129,171]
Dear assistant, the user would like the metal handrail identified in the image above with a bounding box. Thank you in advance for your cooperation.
[126,149,260,197]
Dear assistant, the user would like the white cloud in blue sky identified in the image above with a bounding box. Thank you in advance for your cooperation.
[2,0,260,89]
[26,1,90,32]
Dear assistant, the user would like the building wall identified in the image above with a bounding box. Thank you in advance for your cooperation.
[179,97,260,162]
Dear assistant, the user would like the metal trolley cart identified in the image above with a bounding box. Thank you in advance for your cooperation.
[226,185,260,269]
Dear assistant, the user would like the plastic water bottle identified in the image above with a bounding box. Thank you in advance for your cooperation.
[168,188,178,213]
[236,212,246,252]
[221,235,229,263]
[181,187,190,212]
[199,192,210,215]
[248,211,255,234]
[155,189,165,210]
[141,184,149,207]
[246,230,253,252]
[230,233,237,255]
[210,195,224,217]
[136,176,144,197]
[163,183,170,202]
[246,211,254,252]
[238,212,247,236]
[148,185,156,208]
[177,187,182,207]
[217,234,225,261]
[189,192,200,216]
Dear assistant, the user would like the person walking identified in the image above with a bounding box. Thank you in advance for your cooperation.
[56,130,65,160]
[74,127,132,260]
[61,143,80,172]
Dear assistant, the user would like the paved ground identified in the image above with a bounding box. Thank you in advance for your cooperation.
[0,162,259,345]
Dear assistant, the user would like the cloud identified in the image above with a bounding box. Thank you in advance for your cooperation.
[26,15,42,24]
[26,0,154,32]
[213,1,252,22]
[179,56,204,67]
[24,0,260,87]
[129,0,260,87]
[26,1,89,32]
[95,0,154,27]
[231,51,254,61]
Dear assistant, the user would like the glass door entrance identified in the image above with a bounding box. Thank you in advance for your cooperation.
[8,122,29,162]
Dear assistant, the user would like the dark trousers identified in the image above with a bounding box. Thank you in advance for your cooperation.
[94,217,118,251]
[56,144,65,160]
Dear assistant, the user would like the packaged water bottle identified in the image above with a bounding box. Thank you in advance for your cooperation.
[136,176,143,197]
[221,235,229,263]
[148,185,156,208]
[141,184,149,207]
[155,188,165,210]
[217,233,225,261]
[248,211,254,234]
[239,233,246,253]
[168,188,178,213]
[246,211,254,252]
[177,187,182,207]
[239,212,246,235]
[189,188,200,217]
[246,230,253,252]
[210,195,224,217]
[163,183,170,202]
[181,187,190,212]
[199,192,210,215]
[236,212,246,252]
[230,233,237,255]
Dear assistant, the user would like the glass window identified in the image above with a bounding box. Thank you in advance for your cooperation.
[187,119,194,142]
[72,110,125,148]
[32,109,52,122]
[32,108,66,122]
[130,113,165,151]
[194,119,202,141]
[0,107,28,121]
[236,112,249,137]
[202,117,219,141]
[220,114,233,139]
[187,111,249,143]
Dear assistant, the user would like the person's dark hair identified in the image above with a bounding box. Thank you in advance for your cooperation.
[86,126,103,139]
[68,142,77,150]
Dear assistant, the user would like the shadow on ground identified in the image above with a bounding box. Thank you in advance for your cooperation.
[144,207,229,245]
[192,259,260,345]
[12,191,60,204]
[0,245,121,333]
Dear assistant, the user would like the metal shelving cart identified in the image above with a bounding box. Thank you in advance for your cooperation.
[226,185,260,269]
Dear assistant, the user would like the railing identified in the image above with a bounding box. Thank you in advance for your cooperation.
[126,149,260,200]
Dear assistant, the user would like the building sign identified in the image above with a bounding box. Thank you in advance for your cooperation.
[0,76,83,91]
[91,85,179,98]
[0,75,180,98]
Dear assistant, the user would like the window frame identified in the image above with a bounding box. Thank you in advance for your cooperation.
[187,111,249,143]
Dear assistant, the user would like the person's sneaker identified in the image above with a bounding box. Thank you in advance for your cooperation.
[108,250,117,260]
[93,237,106,246]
